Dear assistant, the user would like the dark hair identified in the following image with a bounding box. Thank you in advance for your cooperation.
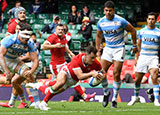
[83,5,89,9]
[63,24,68,33]
[16,0,21,4]
[70,4,78,12]
[31,33,36,36]
[86,46,97,55]
[18,22,32,31]
[56,24,64,28]
[104,1,115,9]
[55,16,60,20]
[147,12,157,19]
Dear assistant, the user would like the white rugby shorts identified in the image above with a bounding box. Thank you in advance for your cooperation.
[136,55,159,73]
[101,46,125,62]
[59,65,77,89]
[49,62,67,76]
[2,57,21,73]
[0,57,29,76]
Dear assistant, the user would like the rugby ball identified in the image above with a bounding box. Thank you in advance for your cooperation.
[89,72,103,87]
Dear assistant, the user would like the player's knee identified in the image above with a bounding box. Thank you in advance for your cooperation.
[18,64,29,76]
[26,76,34,83]
[59,81,65,87]
[113,70,120,78]
[11,79,17,87]
[56,79,65,88]
[135,77,141,84]
[151,76,157,82]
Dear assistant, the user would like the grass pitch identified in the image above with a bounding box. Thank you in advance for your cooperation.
[0,101,160,115]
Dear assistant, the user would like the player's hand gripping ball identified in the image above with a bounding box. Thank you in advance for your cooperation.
[89,72,103,87]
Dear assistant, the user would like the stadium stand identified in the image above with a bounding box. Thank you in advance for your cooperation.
[0,0,156,83]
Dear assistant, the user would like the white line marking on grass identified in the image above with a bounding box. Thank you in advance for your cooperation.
[109,109,160,112]
[0,110,103,114]
[1,109,160,114]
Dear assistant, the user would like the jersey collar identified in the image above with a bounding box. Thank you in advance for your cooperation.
[82,55,88,67]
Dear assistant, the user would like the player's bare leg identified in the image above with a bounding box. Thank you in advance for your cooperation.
[101,59,112,107]
[150,68,160,106]
[128,72,144,106]
[11,62,34,108]
[111,60,123,108]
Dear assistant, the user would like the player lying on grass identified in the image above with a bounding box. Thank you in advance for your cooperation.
[26,46,104,111]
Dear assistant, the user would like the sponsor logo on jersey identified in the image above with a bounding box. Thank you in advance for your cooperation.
[104,30,118,34]
[143,37,156,42]
[11,44,28,50]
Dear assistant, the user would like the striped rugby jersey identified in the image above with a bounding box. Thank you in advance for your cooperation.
[97,14,129,48]
[138,26,160,56]
[1,33,36,59]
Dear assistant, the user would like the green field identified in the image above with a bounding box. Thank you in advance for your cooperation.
[0,101,160,115]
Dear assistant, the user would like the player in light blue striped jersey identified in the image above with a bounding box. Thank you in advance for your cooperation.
[0,22,39,108]
[96,1,137,108]
[128,12,160,106]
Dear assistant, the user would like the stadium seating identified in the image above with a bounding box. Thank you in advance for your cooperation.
[32,24,44,31]
[45,58,51,67]
[37,38,44,44]
[115,9,127,18]
[75,24,81,30]
[0,33,5,40]
[92,32,97,41]
[69,30,78,34]
[0,0,143,75]
[71,34,83,53]
[43,19,52,25]
[37,14,49,19]
[92,24,97,31]
[41,33,50,40]
[26,14,35,19]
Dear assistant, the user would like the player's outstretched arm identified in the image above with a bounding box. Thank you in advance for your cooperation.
[74,69,99,80]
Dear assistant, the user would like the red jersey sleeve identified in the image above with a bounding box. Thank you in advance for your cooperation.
[71,55,81,71]
[1,0,7,13]
[7,21,17,34]
[94,58,102,71]
[46,34,56,44]
[157,14,160,22]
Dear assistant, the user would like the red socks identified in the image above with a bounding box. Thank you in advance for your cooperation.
[68,96,74,102]
[43,90,55,103]
[48,80,56,86]
[39,85,49,94]
[28,95,34,103]
[39,81,57,94]
[74,85,84,96]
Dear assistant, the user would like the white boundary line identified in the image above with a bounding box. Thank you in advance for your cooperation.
[1,109,160,114]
